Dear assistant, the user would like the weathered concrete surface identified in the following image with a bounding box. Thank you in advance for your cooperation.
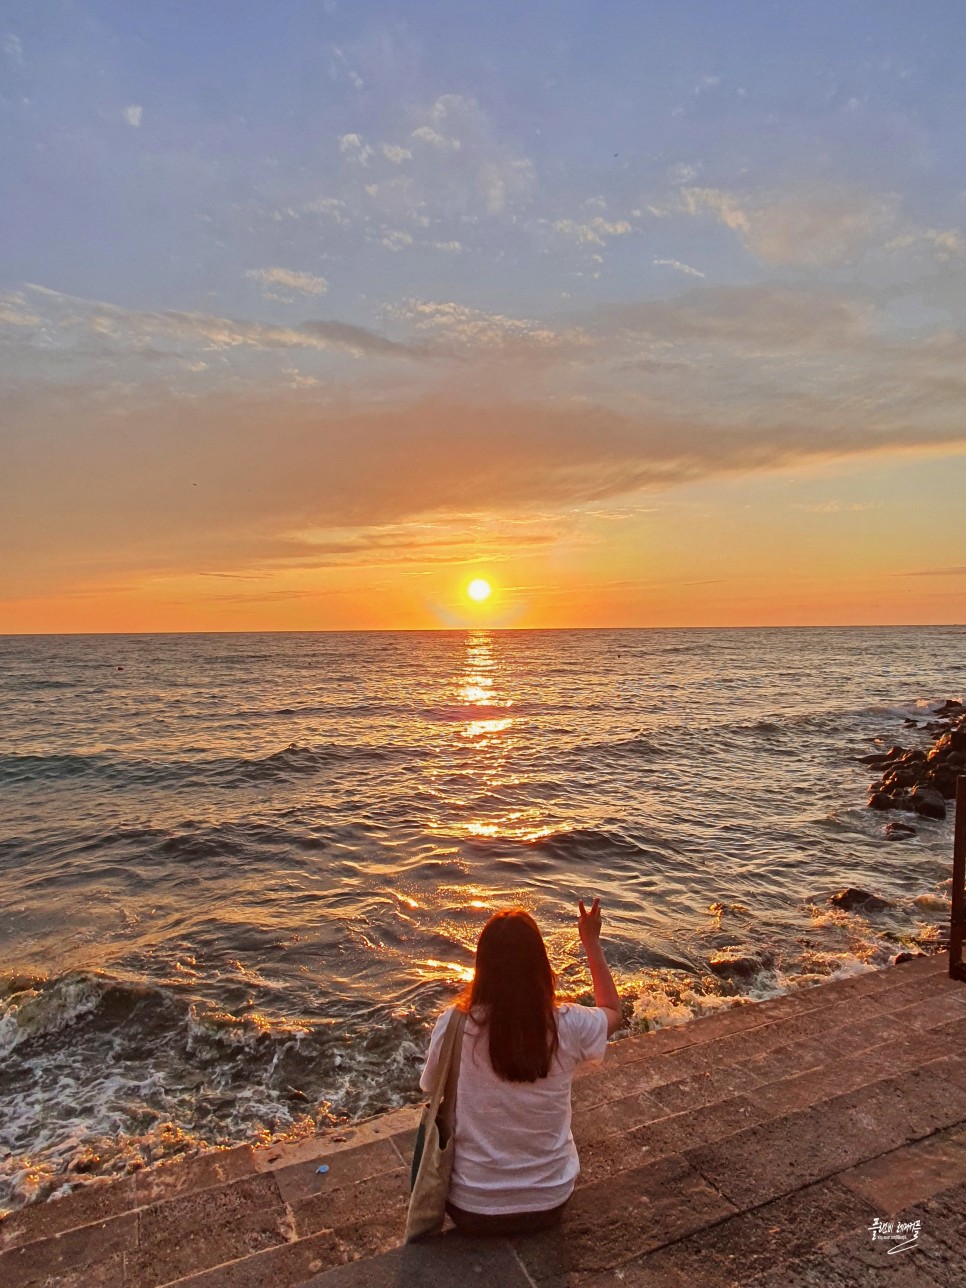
[1,952,964,1287]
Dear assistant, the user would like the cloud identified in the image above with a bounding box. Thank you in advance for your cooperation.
[380,143,412,164]
[792,501,880,514]
[0,292,40,326]
[339,132,374,164]
[5,284,415,360]
[589,282,872,351]
[653,258,705,278]
[297,196,351,226]
[391,298,589,357]
[4,33,23,64]
[404,95,533,217]
[122,105,143,128]
[551,216,633,247]
[898,565,966,578]
[681,184,899,267]
[246,267,329,300]
[380,229,414,252]
[411,125,459,151]
[885,227,964,262]
[5,385,966,597]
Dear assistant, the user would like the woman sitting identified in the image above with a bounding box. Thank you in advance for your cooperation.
[419,898,622,1236]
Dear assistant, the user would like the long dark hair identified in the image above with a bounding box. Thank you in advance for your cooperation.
[458,908,559,1082]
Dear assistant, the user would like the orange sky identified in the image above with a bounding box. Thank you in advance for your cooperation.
[3,6,966,632]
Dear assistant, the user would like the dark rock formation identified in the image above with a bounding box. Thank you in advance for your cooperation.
[829,887,893,913]
[884,820,917,840]
[707,948,775,979]
[863,701,966,821]
[910,785,947,819]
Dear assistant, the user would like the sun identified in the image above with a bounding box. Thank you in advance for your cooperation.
[467,578,493,603]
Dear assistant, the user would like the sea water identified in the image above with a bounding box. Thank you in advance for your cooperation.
[0,627,961,1210]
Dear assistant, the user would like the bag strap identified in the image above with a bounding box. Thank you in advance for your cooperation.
[438,1010,466,1141]
[427,1008,467,1131]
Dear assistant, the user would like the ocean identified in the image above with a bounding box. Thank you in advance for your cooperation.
[0,626,961,1213]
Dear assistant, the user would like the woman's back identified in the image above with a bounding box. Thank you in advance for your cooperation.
[420,1001,607,1214]
[415,900,621,1232]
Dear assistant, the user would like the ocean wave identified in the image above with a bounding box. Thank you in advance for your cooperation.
[581,734,664,758]
[0,969,428,1214]
[422,702,526,722]
[11,678,79,691]
[0,742,404,789]
[470,825,667,868]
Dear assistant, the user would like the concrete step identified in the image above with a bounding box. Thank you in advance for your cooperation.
[576,953,957,1107]
[574,1013,966,1190]
[573,997,966,1153]
[509,1058,966,1283]
[0,1108,420,1288]
[566,1126,966,1287]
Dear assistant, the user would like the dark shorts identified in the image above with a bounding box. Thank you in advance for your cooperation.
[445,1198,568,1238]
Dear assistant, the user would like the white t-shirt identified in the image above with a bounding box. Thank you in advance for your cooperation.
[419,1003,609,1215]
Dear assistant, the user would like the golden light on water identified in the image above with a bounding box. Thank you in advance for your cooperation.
[467,578,493,603]
[419,958,476,984]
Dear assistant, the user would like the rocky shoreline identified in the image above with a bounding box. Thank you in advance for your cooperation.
[863,698,966,823]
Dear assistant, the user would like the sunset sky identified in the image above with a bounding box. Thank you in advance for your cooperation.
[3,0,966,631]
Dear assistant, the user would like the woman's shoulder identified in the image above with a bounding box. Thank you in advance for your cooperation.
[556,1001,594,1018]
[431,1003,475,1035]
[555,1002,608,1034]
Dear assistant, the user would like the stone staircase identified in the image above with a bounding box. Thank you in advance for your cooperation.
[3,952,965,1287]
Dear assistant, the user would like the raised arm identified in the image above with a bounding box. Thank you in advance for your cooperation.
[578,898,622,1036]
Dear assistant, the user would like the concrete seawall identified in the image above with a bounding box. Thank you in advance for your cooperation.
[2,951,965,1287]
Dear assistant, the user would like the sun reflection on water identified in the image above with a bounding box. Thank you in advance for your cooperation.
[417,959,476,985]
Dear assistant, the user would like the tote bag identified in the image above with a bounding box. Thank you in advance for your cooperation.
[405,1008,467,1242]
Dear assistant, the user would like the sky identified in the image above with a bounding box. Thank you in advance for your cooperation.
[2,0,966,632]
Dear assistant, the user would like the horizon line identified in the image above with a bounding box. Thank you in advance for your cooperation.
[2,622,965,639]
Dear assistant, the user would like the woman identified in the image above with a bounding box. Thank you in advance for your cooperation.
[419,897,622,1236]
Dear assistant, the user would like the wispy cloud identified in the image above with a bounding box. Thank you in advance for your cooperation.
[792,500,881,513]
[4,33,23,64]
[246,267,329,300]
[390,298,589,356]
[653,257,705,278]
[5,285,413,360]
[680,184,900,268]
[551,216,633,246]
[411,125,460,151]
[122,104,142,128]
[5,382,966,596]
[677,182,965,271]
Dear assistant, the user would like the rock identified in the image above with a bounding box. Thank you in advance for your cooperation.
[884,821,916,840]
[881,764,926,789]
[909,785,946,820]
[894,951,926,964]
[829,887,893,913]
[858,745,907,767]
[868,791,896,811]
[931,766,959,799]
[934,698,964,715]
[708,949,775,980]
[865,711,965,817]
[902,717,918,727]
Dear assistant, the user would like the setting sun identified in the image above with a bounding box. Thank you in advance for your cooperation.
[467,578,493,603]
